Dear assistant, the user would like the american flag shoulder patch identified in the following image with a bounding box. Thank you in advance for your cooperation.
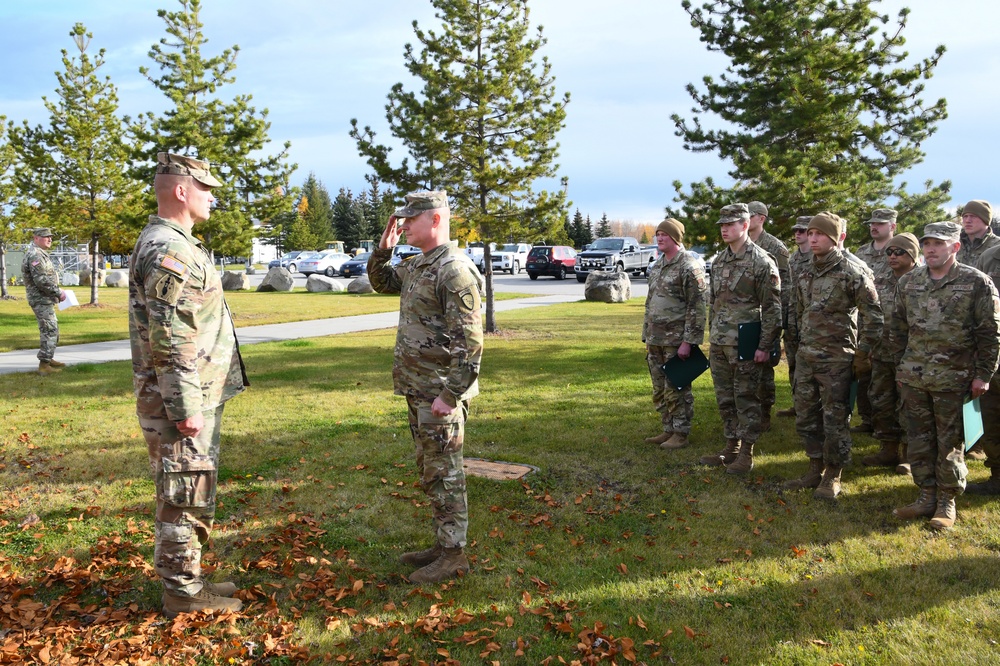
[157,253,190,279]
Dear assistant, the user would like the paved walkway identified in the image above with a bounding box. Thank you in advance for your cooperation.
[0,293,580,375]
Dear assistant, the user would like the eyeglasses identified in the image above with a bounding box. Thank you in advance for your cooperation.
[885,248,908,257]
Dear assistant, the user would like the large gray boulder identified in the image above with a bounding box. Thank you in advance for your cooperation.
[306,275,345,292]
[256,267,294,292]
[584,271,631,303]
[245,265,257,275]
[347,276,374,294]
[221,271,250,291]
[79,268,107,287]
[105,270,129,288]
[60,272,80,286]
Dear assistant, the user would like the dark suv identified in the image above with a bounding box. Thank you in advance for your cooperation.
[525,245,577,280]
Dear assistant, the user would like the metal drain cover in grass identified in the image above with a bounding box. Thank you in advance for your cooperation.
[463,458,537,480]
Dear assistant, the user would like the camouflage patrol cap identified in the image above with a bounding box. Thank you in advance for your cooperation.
[393,190,449,218]
[921,221,961,244]
[717,203,750,225]
[807,212,842,243]
[33,228,53,238]
[656,217,684,245]
[963,200,992,224]
[886,232,919,260]
[866,208,897,225]
[791,215,812,231]
[156,152,222,188]
[748,201,768,217]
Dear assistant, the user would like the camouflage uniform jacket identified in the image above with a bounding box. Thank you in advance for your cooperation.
[957,230,1000,267]
[871,270,904,363]
[368,242,484,407]
[790,249,883,364]
[752,230,790,323]
[128,216,247,421]
[854,241,890,279]
[890,262,1000,392]
[642,249,708,346]
[975,245,1000,381]
[708,240,781,351]
[22,243,61,307]
[789,248,812,284]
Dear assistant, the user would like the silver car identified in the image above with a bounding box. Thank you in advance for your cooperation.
[298,250,351,277]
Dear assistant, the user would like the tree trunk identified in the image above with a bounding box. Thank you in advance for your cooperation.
[0,244,8,299]
[90,235,100,305]
[484,243,495,333]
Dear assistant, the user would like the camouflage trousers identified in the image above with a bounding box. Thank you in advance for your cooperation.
[869,358,903,443]
[30,302,59,362]
[793,356,854,466]
[898,385,967,492]
[979,380,1000,470]
[854,370,873,426]
[406,397,469,549]
[756,354,779,412]
[784,334,799,394]
[140,405,224,596]
[646,345,694,435]
[709,344,763,444]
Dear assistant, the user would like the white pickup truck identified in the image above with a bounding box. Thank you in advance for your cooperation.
[491,243,532,274]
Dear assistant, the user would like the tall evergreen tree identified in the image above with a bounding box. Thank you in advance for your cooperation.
[300,173,334,246]
[11,24,144,304]
[331,188,368,252]
[581,214,593,246]
[568,208,584,248]
[0,120,29,298]
[670,0,950,249]
[350,0,570,332]
[133,0,295,259]
[595,213,612,238]
[360,175,397,247]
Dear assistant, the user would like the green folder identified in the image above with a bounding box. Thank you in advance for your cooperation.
[964,396,984,452]
[661,345,710,390]
[737,321,781,361]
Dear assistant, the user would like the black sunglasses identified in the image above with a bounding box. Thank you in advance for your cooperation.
[885,248,908,257]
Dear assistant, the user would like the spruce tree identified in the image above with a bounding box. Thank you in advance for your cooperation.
[300,173,334,247]
[581,215,594,247]
[331,189,368,252]
[360,175,396,248]
[133,0,295,259]
[350,0,570,332]
[11,24,144,304]
[596,213,612,238]
[670,0,950,248]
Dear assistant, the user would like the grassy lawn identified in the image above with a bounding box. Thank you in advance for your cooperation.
[0,286,527,353]
[3,300,1000,664]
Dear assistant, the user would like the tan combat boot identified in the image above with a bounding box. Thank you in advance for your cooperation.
[966,443,987,462]
[813,465,843,499]
[862,440,899,467]
[895,443,910,476]
[699,439,740,466]
[645,432,671,445]
[929,489,957,530]
[782,458,824,491]
[661,433,689,450]
[46,359,66,368]
[203,580,238,597]
[38,361,61,375]
[399,544,443,568]
[408,547,469,584]
[725,441,754,475]
[892,487,936,520]
[162,588,242,618]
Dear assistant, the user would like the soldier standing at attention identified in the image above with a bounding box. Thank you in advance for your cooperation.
[129,153,248,617]
[699,203,781,475]
[642,218,708,450]
[862,233,919,473]
[777,216,813,418]
[747,202,789,432]
[891,222,1000,529]
[368,190,484,583]
[957,200,998,462]
[783,213,882,499]
[22,228,67,374]
[966,236,1000,494]
[851,209,898,435]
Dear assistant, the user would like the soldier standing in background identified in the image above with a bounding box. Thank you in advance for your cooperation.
[699,203,781,475]
[642,218,708,450]
[747,202,789,431]
[891,222,1000,529]
[783,213,882,499]
[129,153,248,617]
[969,237,1000,494]
[777,216,813,418]
[368,190,484,584]
[22,228,67,374]
[862,232,918,473]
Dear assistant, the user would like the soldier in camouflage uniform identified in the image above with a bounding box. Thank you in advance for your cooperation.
[777,216,813,417]
[966,239,1000,494]
[851,209,897,434]
[862,233,918,472]
[890,222,1000,529]
[368,190,484,584]
[747,202,790,431]
[128,153,248,617]
[21,228,67,374]
[783,213,882,499]
[642,218,708,450]
[699,203,781,475]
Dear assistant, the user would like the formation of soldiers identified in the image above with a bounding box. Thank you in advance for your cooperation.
[644,200,1000,530]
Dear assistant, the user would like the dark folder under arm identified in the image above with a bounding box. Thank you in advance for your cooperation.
[661,344,711,390]
[737,320,781,361]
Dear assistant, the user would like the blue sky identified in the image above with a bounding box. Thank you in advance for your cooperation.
[2,0,996,222]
